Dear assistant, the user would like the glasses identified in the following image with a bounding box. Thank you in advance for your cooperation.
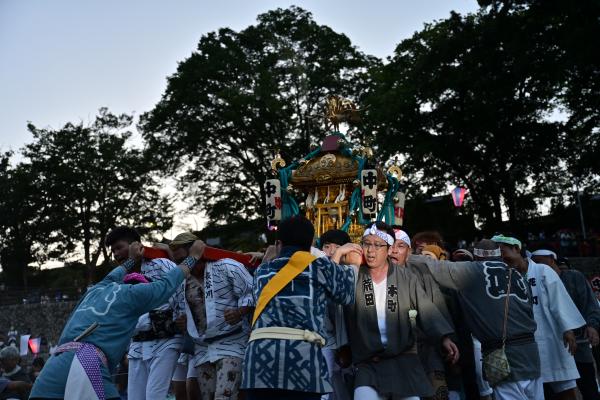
[360,241,388,250]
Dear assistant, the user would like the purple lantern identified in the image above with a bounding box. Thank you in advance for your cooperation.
[452,187,467,207]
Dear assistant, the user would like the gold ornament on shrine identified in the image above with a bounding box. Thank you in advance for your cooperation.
[266,96,407,242]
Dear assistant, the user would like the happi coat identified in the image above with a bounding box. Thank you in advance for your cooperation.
[184,258,254,367]
[30,262,186,399]
[525,259,585,382]
[241,247,356,394]
[345,262,454,398]
[405,263,455,373]
[127,258,186,361]
[406,256,541,384]
[559,268,600,363]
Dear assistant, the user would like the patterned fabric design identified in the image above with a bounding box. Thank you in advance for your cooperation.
[188,259,254,365]
[122,258,136,272]
[203,259,254,340]
[424,370,449,400]
[242,251,356,393]
[76,343,106,400]
[186,274,206,333]
[197,356,242,400]
[55,341,108,366]
[128,258,185,360]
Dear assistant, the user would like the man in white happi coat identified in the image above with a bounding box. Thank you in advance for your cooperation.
[169,232,254,400]
[106,227,186,400]
[493,235,585,400]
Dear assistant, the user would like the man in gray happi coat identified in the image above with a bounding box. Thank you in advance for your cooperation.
[407,239,542,400]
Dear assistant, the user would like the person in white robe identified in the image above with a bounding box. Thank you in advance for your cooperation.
[493,235,585,400]
[169,232,254,400]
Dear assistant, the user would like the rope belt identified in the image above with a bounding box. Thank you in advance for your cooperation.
[55,341,108,367]
[249,327,326,347]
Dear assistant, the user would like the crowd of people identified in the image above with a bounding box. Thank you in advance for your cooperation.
[3,217,600,400]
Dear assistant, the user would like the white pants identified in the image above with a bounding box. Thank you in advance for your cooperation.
[354,386,418,400]
[494,378,544,400]
[321,348,351,400]
[128,347,180,400]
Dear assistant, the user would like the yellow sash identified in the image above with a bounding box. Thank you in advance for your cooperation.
[252,251,317,326]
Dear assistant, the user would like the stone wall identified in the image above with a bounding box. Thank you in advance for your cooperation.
[0,300,78,347]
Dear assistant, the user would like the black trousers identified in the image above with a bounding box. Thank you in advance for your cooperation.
[576,361,600,400]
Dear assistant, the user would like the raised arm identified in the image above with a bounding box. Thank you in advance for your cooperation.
[127,241,205,314]
[406,255,477,291]
[100,259,135,284]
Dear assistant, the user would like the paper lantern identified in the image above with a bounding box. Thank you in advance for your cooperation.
[28,337,41,354]
[451,187,467,207]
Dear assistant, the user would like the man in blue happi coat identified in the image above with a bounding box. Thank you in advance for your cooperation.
[29,239,206,400]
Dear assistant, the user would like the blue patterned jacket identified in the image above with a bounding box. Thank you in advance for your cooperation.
[241,246,356,393]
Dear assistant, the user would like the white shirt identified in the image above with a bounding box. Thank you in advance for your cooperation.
[374,278,388,346]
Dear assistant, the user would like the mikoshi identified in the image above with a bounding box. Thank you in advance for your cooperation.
[264,95,406,243]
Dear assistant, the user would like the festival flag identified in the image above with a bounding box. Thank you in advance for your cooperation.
[19,334,30,356]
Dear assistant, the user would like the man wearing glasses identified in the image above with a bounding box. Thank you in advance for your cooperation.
[343,222,459,400]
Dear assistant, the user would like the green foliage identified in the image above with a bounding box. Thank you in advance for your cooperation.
[0,108,174,284]
[141,6,378,223]
[365,2,600,230]
[0,153,46,286]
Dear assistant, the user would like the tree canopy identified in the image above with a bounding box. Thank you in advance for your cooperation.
[0,108,173,284]
[365,1,600,230]
[141,6,378,223]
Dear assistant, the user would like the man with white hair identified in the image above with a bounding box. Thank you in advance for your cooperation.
[493,236,585,400]
[0,346,30,399]
[531,249,600,400]
[0,376,30,400]
[390,229,456,400]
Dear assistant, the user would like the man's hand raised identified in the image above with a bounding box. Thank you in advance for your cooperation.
[128,241,144,263]
[189,240,206,260]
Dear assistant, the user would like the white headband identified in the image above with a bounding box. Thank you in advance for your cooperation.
[531,249,557,260]
[473,247,501,257]
[393,229,411,247]
[363,225,394,246]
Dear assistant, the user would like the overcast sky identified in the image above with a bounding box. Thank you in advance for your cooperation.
[0,0,478,153]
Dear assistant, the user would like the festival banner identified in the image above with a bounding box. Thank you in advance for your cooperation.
[19,334,30,356]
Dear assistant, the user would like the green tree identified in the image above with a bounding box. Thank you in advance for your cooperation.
[0,153,47,287]
[365,2,599,230]
[141,6,378,223]
[22,108,174,283]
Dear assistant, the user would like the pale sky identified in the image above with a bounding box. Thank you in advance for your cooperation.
[0,0,478,152]
[0,0,479,247]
